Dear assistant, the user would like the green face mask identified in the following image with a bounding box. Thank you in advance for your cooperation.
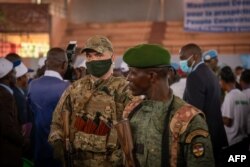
[86,59,112,78]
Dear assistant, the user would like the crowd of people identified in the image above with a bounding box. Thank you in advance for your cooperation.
[0,35,249,167]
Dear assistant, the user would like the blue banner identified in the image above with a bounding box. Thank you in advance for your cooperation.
[184,0,250,32]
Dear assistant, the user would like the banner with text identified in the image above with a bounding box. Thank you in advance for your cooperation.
[184,0,250,32]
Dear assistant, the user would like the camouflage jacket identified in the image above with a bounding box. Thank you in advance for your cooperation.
[48,75,132,153]
[130,94,215,167]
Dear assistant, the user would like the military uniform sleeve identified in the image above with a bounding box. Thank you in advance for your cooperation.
[114,79,133,120]
[180,114,215,167]
[48,86,72,144]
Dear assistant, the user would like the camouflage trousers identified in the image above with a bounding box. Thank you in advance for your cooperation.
[73,150,123,167]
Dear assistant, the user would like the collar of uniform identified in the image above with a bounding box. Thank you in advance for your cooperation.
[141,89,173,112]
[0,83,13,95]
[90,75,113,88]
[167,89,174,107]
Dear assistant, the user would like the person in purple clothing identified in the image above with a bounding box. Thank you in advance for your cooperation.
[28,48,70,167]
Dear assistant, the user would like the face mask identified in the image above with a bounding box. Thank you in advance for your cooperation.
[179,56,195,74]
[86,59,112,78]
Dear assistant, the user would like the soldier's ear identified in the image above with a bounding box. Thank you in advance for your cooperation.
[111,54,115,62]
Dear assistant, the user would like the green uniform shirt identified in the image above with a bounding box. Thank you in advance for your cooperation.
[130,94,215,167]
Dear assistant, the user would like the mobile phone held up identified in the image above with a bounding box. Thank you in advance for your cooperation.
[64,41,77,82]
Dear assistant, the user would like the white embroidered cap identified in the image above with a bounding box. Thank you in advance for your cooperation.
[15,62,28,78]
[0,58,13,79]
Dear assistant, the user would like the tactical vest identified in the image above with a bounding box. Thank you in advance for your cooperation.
[69,76,129,153]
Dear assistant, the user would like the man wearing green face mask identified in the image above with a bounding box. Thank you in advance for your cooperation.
[48,35,134,167]
[83,36,114,78]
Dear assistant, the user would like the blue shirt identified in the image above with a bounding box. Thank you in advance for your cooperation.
[28,75,70,167]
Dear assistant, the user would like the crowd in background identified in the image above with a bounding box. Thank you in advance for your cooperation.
[0,37,249,167]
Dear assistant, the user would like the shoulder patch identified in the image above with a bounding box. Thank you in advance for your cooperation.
[185,129,209,143]
[192,142,205,157]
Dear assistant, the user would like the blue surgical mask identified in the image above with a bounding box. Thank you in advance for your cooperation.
[179,56,194,74]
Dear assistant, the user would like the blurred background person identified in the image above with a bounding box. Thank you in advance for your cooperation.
[203,50,220,76]
[73,55,87,80]
[120,60,129,77]
[5,52,22,62]
[113,56,124,77]
[34,57,46,79]
[169,62,187,99]
[6,53,34,161]
[168,62,180,86]
[239,69,250,141]
[219,66,249,156]
[234,66,244,83]
[179,43,228,165]
[0,58,26,167]
[13,61,34,160]
[28,48,70,167]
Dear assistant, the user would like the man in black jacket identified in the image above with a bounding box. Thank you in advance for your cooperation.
[179,43,228,166]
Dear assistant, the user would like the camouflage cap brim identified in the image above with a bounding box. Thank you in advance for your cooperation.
[82,35,113,54]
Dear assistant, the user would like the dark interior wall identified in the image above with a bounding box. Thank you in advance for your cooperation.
[69,0,183,23]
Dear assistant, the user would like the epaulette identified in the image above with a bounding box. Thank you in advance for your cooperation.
[169,104,205,167]
[170,104,204,135]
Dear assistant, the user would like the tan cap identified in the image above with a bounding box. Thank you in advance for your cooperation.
[82,35,113,54]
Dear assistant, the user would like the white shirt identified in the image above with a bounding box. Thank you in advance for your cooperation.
[221,89,249,146]
[170,78,186,99]
[44,70,63,80]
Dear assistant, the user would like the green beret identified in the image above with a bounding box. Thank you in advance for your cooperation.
[123,44,170,68]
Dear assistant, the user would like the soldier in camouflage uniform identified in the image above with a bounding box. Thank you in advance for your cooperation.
[123,44,215,167]
[48,35,132,167]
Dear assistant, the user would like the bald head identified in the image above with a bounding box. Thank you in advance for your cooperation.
[46,48,68,76]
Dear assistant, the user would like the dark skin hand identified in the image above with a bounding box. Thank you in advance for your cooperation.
[223,117,233,127]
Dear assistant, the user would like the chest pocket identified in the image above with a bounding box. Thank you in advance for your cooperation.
[86,90,116,119]
[73,87,118,152]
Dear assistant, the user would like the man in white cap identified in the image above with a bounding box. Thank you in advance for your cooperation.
[15,62,32,93]
[203,50,220,76]
[0,58,25,167]
[6,54,34,142]
[12,62,33,151]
